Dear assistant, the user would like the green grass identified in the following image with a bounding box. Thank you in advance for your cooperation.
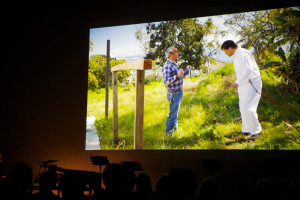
[87,63,300,150]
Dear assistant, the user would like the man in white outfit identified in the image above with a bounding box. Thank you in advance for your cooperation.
[221,40,262,140]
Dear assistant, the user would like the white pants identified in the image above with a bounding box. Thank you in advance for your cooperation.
[238,80,262,135]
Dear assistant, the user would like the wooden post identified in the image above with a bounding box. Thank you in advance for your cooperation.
[111,59,152,150]
[134,70,145,149]
[105,40,110,119]
[112,71,119,146]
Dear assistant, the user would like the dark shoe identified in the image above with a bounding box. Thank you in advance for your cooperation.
[165,130,173,137]
[237,132,251,136]
[249,132,262,141]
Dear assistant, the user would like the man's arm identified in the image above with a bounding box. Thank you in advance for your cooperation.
[234,53,253,86]
[231,82,239,88]
[178,69,184,77]
[183,65,192,76]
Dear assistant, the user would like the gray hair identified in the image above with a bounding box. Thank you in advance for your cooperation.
[165,46,175,59]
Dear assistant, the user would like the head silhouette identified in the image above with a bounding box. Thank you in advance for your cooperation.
[6,162,33,199]
[168,167,198,199]
[197,176,224,200]
[155,174,169,198]
[39,170,57,190]
[102,163,125,192]
[59,173,80,200]
[135,172,153,193]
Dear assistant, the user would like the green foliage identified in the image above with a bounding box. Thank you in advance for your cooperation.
[262,61,281,68]
[279,50,300,92]
[260,49,283,66]
[87,65,300,150]
[225,7,300,97]
[224,7,300,66]
[144,18,207,69]
[88,55,129,90]
[265,8,300,92]
[145,73,157,84]
[88,6,300,148]
[224,9,278,65]
[262,48,300,93]
[212,63,234,76]
[269,7,300,53]
[274,47,286,62]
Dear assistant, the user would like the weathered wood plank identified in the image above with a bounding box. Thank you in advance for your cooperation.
[134,70,144,149]
[112,71,119,146]
[111,59,152,72]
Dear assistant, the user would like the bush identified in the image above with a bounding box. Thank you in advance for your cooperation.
[88,55,129,90]
[145,73,157,84]
[213,63,234,76]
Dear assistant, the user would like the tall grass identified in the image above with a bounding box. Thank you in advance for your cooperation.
[87,63,300,150]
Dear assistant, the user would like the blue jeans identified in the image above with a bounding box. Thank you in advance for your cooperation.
[165,89,183,136]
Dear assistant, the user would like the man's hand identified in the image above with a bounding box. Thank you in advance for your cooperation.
[177,69,184,77]
[231,82,239,88]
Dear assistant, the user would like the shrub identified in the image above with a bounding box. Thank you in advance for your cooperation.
[145,73,156,84]
[213,62,234,76]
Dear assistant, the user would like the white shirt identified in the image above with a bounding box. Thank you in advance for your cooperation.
[232,47,261,86]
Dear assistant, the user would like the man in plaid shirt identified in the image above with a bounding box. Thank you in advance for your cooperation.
[162,46,191,136]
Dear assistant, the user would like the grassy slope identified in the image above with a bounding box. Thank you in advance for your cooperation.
[87,63,300,150]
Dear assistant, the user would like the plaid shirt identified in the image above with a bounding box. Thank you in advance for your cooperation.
[162,59,189,91]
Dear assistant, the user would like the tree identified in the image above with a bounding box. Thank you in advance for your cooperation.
[224,9,280,65]
[88,55,128,90]
[268,7,300,53]
[135,24,155,56]
[138,18,208,69]
[201,17,227,73]
[224,7,300,92]
[264,7,300,92]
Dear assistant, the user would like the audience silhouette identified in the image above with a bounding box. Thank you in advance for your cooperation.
[87,174,102,200]
[253,178,278,200]
[77,171,89,200]
[32,169,61,200]
[123,168,136,193]
[135,172,155,200]
[59,172,81,200]
[101,162,127,199]
[197,176,225,200]
[1,160,300,200]
[155,174,169,200]
[2,162,33,200]
[167,167,198,200]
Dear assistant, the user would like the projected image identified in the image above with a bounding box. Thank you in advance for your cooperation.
[86,7,300,150]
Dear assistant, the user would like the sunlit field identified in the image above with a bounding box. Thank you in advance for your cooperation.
[87,63,300,150]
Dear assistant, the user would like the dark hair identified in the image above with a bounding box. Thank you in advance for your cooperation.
[221,40,237,50]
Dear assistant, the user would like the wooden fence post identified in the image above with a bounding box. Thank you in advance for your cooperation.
[134,70,145,149]
[112,71,119,146]
[111,59,152,149]
[105,40,110,119]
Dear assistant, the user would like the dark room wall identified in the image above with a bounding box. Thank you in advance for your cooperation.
[1,1,299,199]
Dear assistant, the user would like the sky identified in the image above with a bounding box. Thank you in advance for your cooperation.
[89,24,146,60]
[89,13,240,63]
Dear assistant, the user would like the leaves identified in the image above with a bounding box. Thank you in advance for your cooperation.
[274,47,286,61]
[224,7,300,94]
[140,18,209,69]
[88,55,128,90]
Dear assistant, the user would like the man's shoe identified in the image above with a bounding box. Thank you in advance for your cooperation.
[249,132,262,141]
[237,132,251,136]
[165,130,173,137]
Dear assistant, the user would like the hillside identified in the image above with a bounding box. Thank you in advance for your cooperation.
[87,63,300,150]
